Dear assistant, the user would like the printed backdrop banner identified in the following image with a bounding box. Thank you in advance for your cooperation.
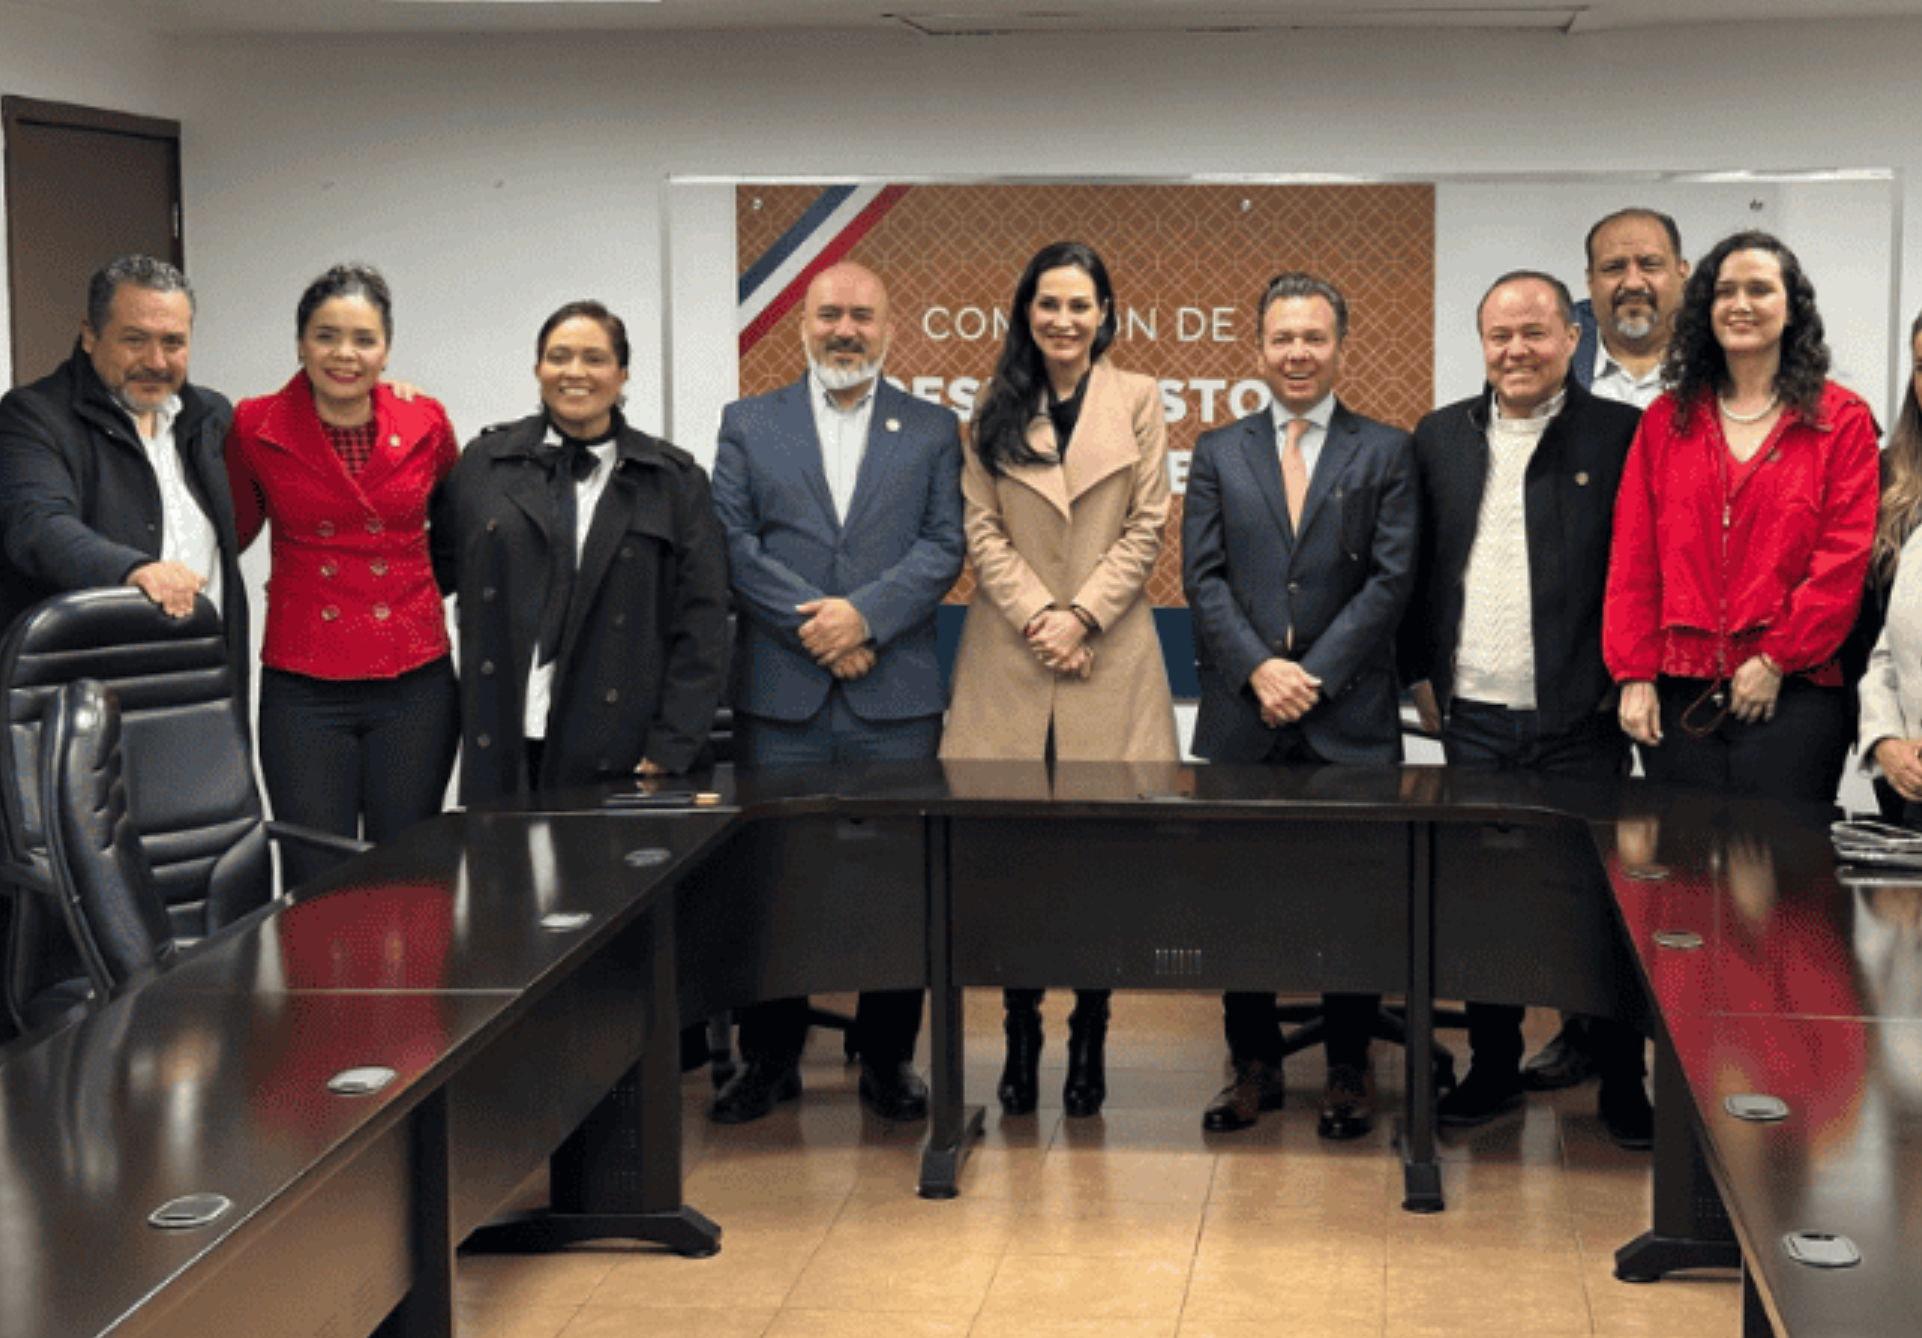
[736,182,1435,686]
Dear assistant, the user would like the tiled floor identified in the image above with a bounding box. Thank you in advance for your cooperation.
[457,991,1741,1338]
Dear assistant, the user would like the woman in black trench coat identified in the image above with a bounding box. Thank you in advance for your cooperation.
[429,300,729,804]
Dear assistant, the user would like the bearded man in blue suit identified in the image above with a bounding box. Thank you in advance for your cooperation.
[709,261,965,1125]
[1182,272,1418,1140]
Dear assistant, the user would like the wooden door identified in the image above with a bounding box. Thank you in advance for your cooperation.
[4,96,182,386]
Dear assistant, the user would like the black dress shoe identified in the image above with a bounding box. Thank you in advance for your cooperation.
[1521,1020,1595,1092]
[859,1061,929,1123]
[709,1057,801,1125]
[1598,1075,1654,1151]
[1202,1060,1286,1132]
[1317,1063,1374,1141]
[1437,1064,1525,1128]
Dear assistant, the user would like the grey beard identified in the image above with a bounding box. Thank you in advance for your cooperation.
[113,385,167,416]
[807,347,885,392]
[1610,310,1656,342]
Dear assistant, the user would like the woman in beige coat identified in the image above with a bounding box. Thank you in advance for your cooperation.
[943,240,1178,1118]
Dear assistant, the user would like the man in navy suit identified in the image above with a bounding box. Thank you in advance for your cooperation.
[709,261,965,1125]
[1182,272,1418,1138]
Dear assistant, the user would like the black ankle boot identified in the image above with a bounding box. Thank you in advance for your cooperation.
[998,990,1043,1115]
[1063,992,1109,1117]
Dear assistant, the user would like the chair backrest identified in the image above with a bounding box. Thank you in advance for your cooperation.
[0,589,269,1030]
[44,680,175,999]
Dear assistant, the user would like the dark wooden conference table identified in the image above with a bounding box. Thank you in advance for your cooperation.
[1601,789,1922,1337]
[2,760,1916,1338]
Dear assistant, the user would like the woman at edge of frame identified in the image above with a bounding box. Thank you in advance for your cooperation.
[1855,310,1922,825]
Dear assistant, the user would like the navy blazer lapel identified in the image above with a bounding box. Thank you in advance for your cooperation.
[1296,405,1362,541]
[778,379,843,536]
[840,382,906,537]
[1239,413,1293,543]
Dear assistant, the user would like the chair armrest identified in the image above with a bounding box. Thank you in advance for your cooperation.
[266,822,373,857]
[0,863,59,903]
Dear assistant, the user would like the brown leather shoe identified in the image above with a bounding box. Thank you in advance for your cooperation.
[1317,1063,1375,1141]
[1202,1060,1286,1132]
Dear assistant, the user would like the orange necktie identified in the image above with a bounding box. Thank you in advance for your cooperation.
[1282,416,1309,532]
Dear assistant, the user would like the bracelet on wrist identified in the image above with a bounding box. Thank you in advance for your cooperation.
[1069,605,1100,635]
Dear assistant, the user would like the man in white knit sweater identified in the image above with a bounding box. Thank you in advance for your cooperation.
[1398,271,1654,1149]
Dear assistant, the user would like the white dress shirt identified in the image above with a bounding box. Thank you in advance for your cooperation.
[808,370,878,525]
[1269,392,1337,485]
[1589,340,1664,410]
[135,394,222,613]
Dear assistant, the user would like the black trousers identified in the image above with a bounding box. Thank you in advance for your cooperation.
[732,695,935,1068]
[1222,722,1380,1070]
[1442,697,1643,1080]
[1641,676,1849,808]
[1224,990,1377,1070]
[259,658,460,891]
[737,992,924,1067]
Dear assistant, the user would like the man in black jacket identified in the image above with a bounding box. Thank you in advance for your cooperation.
[0,255,247,680]
[1399,270,1652,1149]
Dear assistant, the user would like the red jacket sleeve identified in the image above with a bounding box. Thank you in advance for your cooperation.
[225,400,268,551]
[1603,405,1667,683]
[1759,388,1879,673]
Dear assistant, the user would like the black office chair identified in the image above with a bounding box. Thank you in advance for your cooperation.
[42,679,178,1002]
[0,589,366,1034]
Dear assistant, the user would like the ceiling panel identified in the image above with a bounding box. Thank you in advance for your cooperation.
[25,0,1922,37]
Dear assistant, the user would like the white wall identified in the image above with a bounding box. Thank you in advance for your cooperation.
[140,19,1922,448]
[0,16,1917,433]
[0,5,177,119]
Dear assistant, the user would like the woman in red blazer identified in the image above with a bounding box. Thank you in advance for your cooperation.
[226,264,460,888]
[1605,230,1879,803]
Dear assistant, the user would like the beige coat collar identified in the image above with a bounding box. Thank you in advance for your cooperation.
[1000,360,1141,519]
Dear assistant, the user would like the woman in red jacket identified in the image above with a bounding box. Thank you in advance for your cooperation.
[227,264,460,887]
[1605,231,1879,803]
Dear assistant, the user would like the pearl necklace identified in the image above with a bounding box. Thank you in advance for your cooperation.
[1718,391,1780,424]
